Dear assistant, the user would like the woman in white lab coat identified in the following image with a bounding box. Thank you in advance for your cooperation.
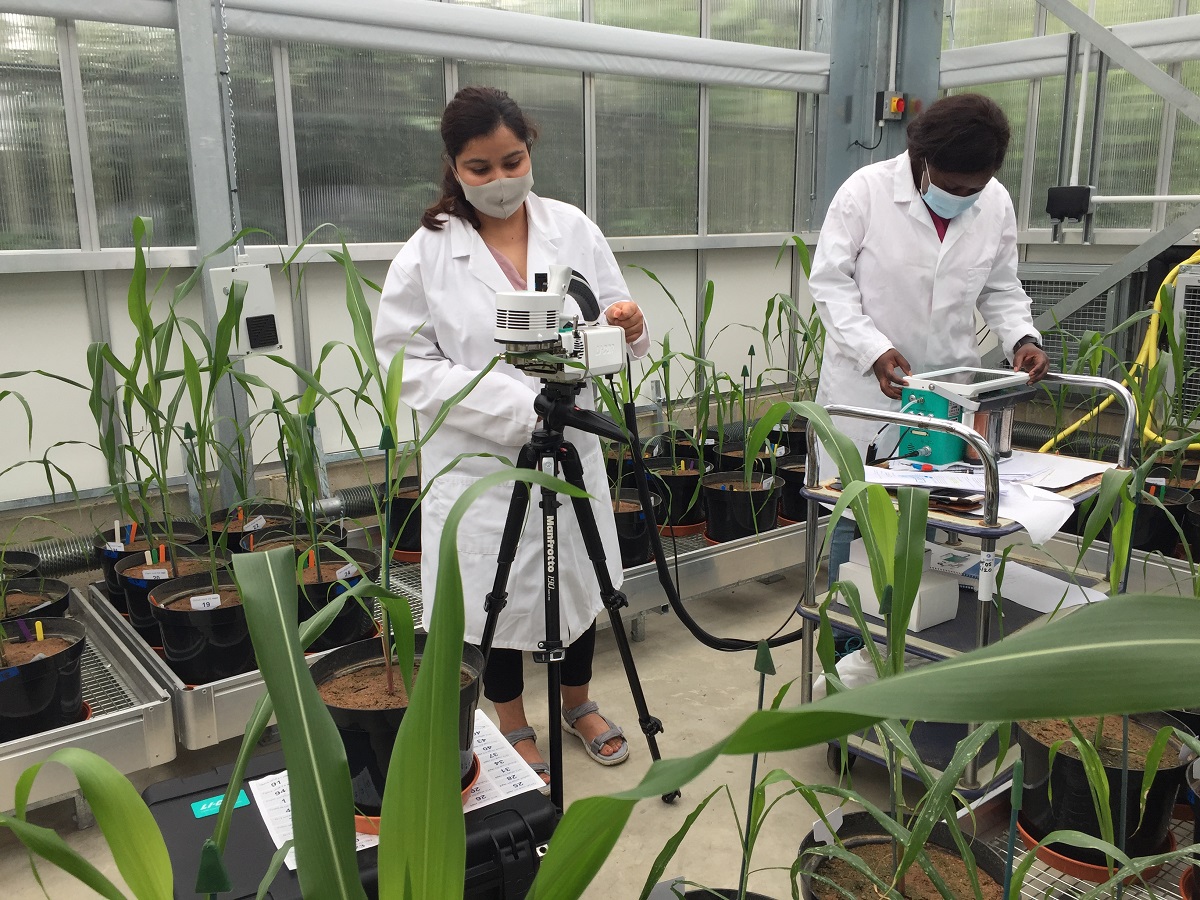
[375,86,648,780]
[810,93,1049,579]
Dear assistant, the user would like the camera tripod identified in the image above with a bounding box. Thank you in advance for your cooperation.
[478,379,677,812]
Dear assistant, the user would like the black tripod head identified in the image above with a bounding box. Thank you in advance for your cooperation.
[533,380,628,445]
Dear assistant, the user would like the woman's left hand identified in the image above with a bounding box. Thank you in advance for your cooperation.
[607,301,644,343]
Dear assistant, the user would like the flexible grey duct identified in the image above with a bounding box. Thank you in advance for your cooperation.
[1011,420,1121,462]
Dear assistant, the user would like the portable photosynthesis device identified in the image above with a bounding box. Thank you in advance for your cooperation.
[494,264,625,383]
[898,367,1035,464]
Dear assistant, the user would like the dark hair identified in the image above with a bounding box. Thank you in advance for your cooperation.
[906,93,1011,175]
[420,86,539,231]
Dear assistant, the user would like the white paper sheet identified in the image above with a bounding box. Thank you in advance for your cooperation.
[924,542,1106,612]
[248,709,546,870]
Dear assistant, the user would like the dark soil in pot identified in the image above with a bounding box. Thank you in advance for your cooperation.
[1016,712,1190,867]
[94,520,206,613]
[0,550,40,580]
[702,473,780,542]
[387,475,421,555]
[680,891,777,899]
[1,578,69,624]
[0,617,86,742]
[311,634,484,817]
[644,457,709,527]
[798,810,1006,899]
[1131,487,1190,555]
[238,522,348,553]
[612,489,661,567]
[149,572,254,685]
[778,462,807,522]
[116,548,229,645]
[716,442,790,475]
[209,503,297,553]
[296,546,380,652]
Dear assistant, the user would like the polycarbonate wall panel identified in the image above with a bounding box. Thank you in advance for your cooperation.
[943,0,1037,48]
[1168,61,1200,222]
[708,86,796,234]
[709,0,800,48]
[953,80,1028,199]
[289,45,444,242]
[593,0,699,36]
[1043,0,1175,32]
[227,36,285,244]
[450,0,581,17]
[1093,67,1164,229]
[0,15,77,251]
[77,21,192,248]
[595,75,699,237]
[455,63,585,210]
[1030,74,1070,228]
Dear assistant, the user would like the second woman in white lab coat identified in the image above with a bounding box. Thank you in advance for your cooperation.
[810,93,1049,579]
[375,86,649,781]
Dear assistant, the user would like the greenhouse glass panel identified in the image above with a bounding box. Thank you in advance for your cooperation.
[593,0,699,36]
[228,35,284,245]
[1093,67,1163,229]
[1043,0,1174,33]
[78,21,193,247]
[954,81,1029,199]
[708,86,796,234]
[1029,74,1075,229]
[450,0,581,17]
[0,15,77,250]
[709,0,800,48]
[455,63,584,210]
[942,0,1037,49]
[289,46,444,242]
[1167,60,1200,224]
[595,75,698,237]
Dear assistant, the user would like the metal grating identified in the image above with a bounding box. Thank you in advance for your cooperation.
[989,815,1194,898]
[80,640,139,717]
[385,562,423,623]
[1181,279,1200,411]
[1024,277,1114,370]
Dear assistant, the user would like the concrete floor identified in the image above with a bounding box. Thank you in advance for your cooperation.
[0,564,892,900]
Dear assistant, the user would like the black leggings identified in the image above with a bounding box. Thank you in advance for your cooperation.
[482,622,596,704]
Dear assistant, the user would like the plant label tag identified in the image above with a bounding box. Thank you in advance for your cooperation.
[105,542,125,552]
[335,563,358,580]
[810,806,844,845]
[190,594,221,611]
[29,653,46,663]
[774,444,788,457]
[243,515,267,532]
[778,423,790,432]
[142,568,170,580]
[704,438,716,446]
[761,475,776,490]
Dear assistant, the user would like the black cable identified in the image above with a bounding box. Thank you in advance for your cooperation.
[851,123,884,151]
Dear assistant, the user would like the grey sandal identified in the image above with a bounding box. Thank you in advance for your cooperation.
[561,700,629,766]
[504,725,552,793]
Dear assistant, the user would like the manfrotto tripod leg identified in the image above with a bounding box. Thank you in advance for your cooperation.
[479,443,538,664]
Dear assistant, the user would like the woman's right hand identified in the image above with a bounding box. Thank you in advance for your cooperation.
[871,348,911,400]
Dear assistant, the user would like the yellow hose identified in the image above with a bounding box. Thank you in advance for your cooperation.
[1038,248,1200,454]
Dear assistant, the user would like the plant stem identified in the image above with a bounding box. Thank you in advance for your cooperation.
[382,445,395,696]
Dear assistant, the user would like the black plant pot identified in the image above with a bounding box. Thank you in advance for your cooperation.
[643,457,710,527]
[310,634,484,817]
[1185,499,1200,559]
[148,572,254,686]
[797,810,1007,899]
[386,475,422,555]
[238,522,349,553]
[209,503,298,554]
[1,578,69,625]
[777,462,807,522]
[612,489,661,568]
[1016,713,1191,867]
[0,617,86,743]
[297,546,381,653]
[0,550,40,580]
[716,442,788,475]
[93,520,206,614]
[1131,487,1190,555]
[769,413,809,460]
[702,473,780,542]
[116,546,229,646]
[682,891,778,899]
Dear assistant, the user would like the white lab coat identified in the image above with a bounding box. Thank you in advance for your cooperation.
[374,193,649,650]
[810,151,1036,477]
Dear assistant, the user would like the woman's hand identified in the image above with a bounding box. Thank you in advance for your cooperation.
[606,301,644,343]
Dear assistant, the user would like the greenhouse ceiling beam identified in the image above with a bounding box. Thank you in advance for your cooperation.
[1036,0,1200,127]
[980,202,1200,367]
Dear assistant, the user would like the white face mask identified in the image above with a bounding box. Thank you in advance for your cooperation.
[922,161,982,219]
[457,168,534,220]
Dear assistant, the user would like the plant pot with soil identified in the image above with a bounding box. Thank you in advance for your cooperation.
[290,544,381,652]
[93,520,206,614]
[643,456,711,531]
[310,633,485,817]
[148,571,254,685]
[1015,712,1192,869]
[702,472,780,542]
[1,578,69,625]
[612,488,661,568]
[0,550,40,580]
[238,522,349,554]
[0,617,87,742]
[1130,486,1191,556]
[797,811,1007,899]
[115,545,230,646]
[386,474,422,559]
[209,502,298,554]
[777,461,807,523]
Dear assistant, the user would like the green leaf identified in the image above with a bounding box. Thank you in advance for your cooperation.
[256,841,294,900]
[0,813,129,899]
[636,786,724,900]
[13,748,172,900]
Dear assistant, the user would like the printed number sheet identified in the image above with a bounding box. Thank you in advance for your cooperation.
[248,709,547,870]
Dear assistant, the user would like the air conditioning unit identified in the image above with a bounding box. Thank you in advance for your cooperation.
[1171,266,1200,412]
[1018,263,1140,375]
[208,263,282,356]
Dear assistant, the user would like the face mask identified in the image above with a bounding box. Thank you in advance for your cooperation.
[458,168,534,219]
[922,161,982,219]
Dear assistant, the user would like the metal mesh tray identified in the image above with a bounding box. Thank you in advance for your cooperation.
[0,590,175,811]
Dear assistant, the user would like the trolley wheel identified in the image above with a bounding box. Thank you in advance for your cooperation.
[826,743,857,773]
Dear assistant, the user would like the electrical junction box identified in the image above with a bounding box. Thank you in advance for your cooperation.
[876,90,906,122]
[896,387,965,466]
[836,560,960,631]
[208,263,282,356]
